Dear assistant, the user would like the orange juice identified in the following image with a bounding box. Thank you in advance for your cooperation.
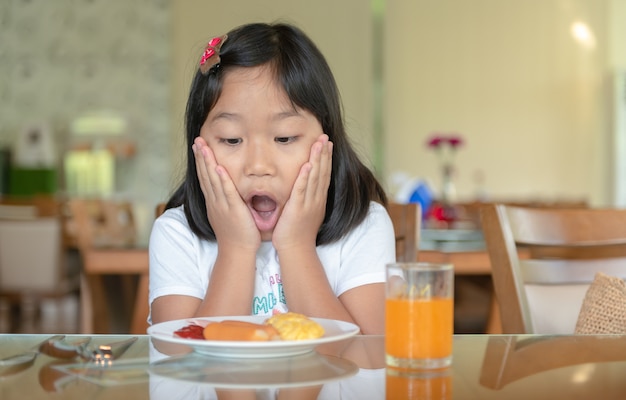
[385,297,453,360]
[386,369,452,400]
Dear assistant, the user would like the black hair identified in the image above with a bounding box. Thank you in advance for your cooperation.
[166,22,387,245]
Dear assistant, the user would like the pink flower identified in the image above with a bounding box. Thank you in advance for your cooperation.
[447,135,464,148]
[425,132,466,168]
[427,136,444,148]
[425,132,464,149]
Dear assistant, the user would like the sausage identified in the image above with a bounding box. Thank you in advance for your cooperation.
[202,320,281,341]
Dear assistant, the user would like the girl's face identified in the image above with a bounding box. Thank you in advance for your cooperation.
[200,65,324,240]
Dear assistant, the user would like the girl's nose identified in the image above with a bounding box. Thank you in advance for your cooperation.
[244,141,276,176]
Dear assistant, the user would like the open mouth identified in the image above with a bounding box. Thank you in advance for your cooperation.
[248,195,279,237]
[251,195,277,219]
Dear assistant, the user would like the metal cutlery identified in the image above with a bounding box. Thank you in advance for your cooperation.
[0,335,69,377]
[0,335,137,377]
[78,336,138,365]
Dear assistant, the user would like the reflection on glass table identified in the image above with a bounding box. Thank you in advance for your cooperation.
[3,333,626,399]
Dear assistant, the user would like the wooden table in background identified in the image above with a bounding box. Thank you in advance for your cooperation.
[418,248,502,334]
[419,228,502,334]
[80,246,149,335]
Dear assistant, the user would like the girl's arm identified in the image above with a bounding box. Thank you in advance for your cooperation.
[151,138,262,324]
[191,137,261,316]
[277,213,389,335]
[272,135,387,334]
[277,247,386,335]
[149,214,258,324]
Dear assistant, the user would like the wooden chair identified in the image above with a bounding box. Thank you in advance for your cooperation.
[155,202,166,218]
[480,335,626,389]
[64,198,137,249]
[0,197,80,332]
[68,198,149,334]
[480,203,626,334]
[387,202,420,262]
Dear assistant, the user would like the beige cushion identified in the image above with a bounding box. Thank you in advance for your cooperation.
[575,272,626,334]
[526,284,588,334]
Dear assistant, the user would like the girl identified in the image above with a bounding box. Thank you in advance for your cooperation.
[149,22,395,335]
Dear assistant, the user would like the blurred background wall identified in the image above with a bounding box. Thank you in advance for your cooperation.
[1,0,625,235]
[384,0,626,207]
[0,0,172,240]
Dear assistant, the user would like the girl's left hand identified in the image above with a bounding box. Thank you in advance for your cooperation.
[272,134,333,250]
[193,136,261,251]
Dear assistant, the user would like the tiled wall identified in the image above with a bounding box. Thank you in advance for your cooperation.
[0,0,172,207]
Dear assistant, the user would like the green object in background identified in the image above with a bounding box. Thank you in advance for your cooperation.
[0,149,10,194]
[8,167,58,196]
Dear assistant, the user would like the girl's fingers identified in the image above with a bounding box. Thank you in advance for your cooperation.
[319,139,333,193]
[193,137,260,249]
[303,135,332,206]
[194,137,226,204]
[214,165,242,206]
[193,137,244,210]
[193,142,212,200]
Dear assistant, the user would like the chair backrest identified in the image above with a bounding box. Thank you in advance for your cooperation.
[480,203,626,334]
[0,201,69,294]
[155,202,166,218]
[67,198,137,251]
[387,202,420,262]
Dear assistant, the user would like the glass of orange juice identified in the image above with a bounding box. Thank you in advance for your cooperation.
[385,262,454,370]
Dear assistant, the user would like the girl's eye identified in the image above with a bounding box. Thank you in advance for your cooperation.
[219,138,242,145]
[275,136,296,144]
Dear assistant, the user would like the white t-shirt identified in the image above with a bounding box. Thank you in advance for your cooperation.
[148,201,395,323]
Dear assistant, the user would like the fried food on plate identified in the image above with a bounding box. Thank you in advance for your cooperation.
[265,312,325,340]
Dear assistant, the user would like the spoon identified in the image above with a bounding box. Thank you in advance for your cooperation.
[39,336,92,359]
[0,335,65,377]
[0,335,92,378]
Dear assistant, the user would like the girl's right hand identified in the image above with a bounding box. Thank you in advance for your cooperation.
[193,136,261,251]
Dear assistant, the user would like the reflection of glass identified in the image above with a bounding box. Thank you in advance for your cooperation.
[386,367,452,400]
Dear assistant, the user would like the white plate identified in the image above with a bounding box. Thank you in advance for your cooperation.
[147,316,360,358]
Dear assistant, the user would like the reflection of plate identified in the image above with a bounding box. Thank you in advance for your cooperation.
[147,316,359,358]
[149,351,358,389]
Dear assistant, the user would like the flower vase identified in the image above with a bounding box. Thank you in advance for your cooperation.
[440,164,457,223]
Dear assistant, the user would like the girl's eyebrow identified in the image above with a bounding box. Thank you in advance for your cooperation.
[210,109,303,123]
[272,109,302,121]
[210,112,239,122]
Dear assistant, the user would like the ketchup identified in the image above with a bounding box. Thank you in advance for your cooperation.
[173,324,204,339]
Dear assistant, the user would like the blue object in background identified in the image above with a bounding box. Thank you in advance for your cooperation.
[394,177,433,218]
[408,180,433,218]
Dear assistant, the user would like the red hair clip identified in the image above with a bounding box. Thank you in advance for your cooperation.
[199,34,227,75]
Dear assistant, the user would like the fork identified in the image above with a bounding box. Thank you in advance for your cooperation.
[78,337,138,365]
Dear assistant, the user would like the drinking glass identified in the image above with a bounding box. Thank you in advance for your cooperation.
[385,262,454,370]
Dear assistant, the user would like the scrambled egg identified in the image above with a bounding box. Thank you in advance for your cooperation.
[265,312,325,340]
